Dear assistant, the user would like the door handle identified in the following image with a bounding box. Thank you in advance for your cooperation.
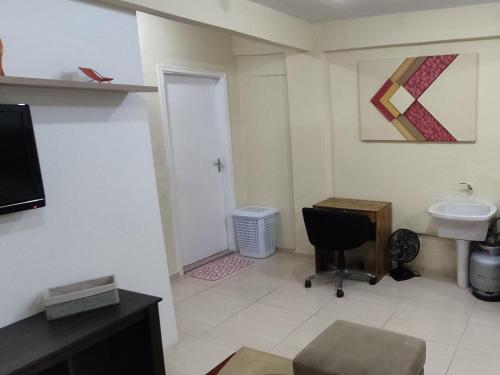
[213,158,223,173]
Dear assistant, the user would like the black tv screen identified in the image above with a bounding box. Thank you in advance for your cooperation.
[0,104,45,215]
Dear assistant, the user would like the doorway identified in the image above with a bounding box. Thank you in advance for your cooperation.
[158,67,236,273]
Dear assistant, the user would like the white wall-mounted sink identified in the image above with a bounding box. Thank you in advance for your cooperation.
[429,201,497,240]
[428,200,497,288]
[428,201,497,221]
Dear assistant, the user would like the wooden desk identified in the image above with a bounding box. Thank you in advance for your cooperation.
[313,197,392,283]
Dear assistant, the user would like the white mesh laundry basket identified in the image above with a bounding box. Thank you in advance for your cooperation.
[233,206,278,258]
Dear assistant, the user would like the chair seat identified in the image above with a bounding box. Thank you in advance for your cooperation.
[293,320,426,375]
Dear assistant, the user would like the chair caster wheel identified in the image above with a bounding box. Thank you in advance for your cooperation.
[336,289,344,298]
[369,278,377,285]
[305,280,312,288]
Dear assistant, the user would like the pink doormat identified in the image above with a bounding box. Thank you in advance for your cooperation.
[191,255,254,281]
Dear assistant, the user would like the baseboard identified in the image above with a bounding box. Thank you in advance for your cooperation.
[410,264,456,281]
[183,249,235,273]
[276,247,295,253]
[276,247,314,258]
[169,272,181,281]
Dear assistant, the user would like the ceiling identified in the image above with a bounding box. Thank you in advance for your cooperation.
[250,0,500,22]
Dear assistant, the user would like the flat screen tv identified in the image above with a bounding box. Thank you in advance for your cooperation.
[0,104,45,215]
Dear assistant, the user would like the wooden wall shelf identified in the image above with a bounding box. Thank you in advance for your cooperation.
[0,76,158,93]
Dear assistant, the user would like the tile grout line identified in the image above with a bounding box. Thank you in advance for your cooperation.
[245,279,324,352]
[444,299,476,375]
[168,256,315,373]
[175,253,312,305]
[192,265,317,350]
[379,293,409,329]
[173,262,261,305]
[269,313,316,354]
[381,309,398,329]
[172,265,266,343]
[172,286,210,305]
[268,282,400,353]
[267,283,342,353]
[194,272,291,343]
[258,282,335,312]
[171,252,494,375]
[172,289,281,358]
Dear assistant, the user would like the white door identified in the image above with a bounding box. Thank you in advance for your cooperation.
[164,74,229,267]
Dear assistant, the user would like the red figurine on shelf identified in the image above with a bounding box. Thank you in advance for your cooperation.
[79,67,113,83]
[0,37,5,76]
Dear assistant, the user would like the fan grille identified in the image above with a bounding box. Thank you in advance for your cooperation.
[388,229,420,263]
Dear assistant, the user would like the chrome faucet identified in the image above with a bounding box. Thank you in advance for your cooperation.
[459,182,473,192]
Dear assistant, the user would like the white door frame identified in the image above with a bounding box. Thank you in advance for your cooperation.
[157,65,237,275]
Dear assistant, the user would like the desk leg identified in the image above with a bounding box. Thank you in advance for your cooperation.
[374,205,392,282]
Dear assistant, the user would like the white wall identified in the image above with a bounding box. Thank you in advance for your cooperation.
[236,54,296,250]
[328,38,500,277]
[132,1,500,279]
[137,12,244,274]
[99,0,311,50]
[317,2,500,52]
[285,51,333,253]
[0,0,177,347]
[232,3,500,278]
[312,3,500,277]
[232,38,334,254]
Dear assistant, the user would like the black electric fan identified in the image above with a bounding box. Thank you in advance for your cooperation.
[388,229,421,281]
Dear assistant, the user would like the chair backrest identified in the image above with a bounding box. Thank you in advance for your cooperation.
[302,207,372,251]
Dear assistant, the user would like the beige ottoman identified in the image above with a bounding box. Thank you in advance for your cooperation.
[217,347,292,375]
[293,320,426,375]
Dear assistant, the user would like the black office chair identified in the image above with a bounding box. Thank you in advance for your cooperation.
[303,207,376,298]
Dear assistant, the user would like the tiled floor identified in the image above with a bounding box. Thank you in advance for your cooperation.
[167,252,500,375]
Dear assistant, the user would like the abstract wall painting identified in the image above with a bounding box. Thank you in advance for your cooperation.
[358,53,478,142]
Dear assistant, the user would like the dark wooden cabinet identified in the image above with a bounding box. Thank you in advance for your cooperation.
[0,290,166,375]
